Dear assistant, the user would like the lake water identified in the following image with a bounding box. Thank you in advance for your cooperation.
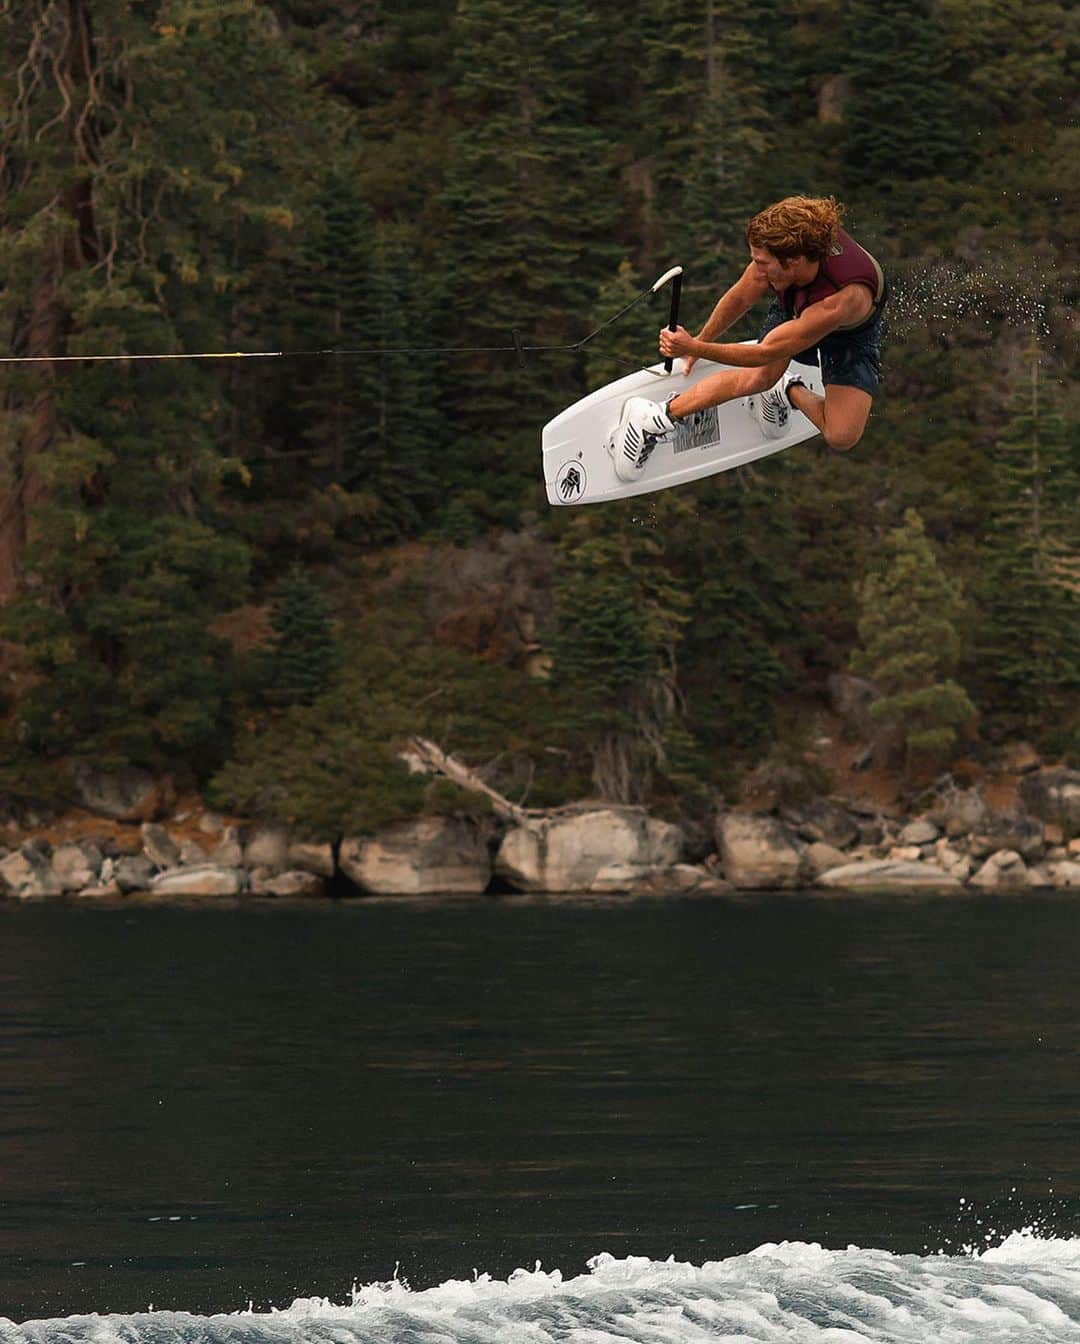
[0,892,1078,1339]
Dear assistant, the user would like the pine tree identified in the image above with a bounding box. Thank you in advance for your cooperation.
[438,0,623,506]
[264,564,338,706]
[549,513,690,803]
[0,0,336,776]
[640,0,779,279]
[853,509,975,773]
[970,355,1080,742]
[840,0,971,190]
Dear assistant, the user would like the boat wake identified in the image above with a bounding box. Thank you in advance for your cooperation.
[4,1235,1080,1343]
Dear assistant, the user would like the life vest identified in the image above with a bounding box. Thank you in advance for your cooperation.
[781,228,887,332]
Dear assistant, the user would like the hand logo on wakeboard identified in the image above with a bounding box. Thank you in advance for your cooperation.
[555,461,587,504]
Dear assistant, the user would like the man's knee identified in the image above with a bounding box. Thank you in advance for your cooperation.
[823,427,863,453]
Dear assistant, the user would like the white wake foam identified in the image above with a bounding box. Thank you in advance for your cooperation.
[5,1240,1080,1343]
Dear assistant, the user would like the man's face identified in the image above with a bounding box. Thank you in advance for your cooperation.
[749,246,802,290]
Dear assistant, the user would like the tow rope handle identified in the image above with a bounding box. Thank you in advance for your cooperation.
[654,266,684,374]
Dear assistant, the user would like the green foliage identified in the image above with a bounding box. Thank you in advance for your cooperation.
[840,0,972,189]
[0,0,1073,811]
[548,506,690,801]
[211,598,574,835]
[853,509,975,771]
[969,358,1080,739]
[263,563,338,706]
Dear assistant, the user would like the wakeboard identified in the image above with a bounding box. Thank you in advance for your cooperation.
[542,349,824,506]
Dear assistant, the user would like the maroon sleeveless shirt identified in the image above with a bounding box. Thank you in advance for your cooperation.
[782,228,886,332]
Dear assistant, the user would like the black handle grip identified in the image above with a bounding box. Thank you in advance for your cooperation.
[663,270,683,374]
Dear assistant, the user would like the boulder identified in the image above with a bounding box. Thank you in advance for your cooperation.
[1018,768,1080,833]
[496,809,683,894]
[805,841,849,877]
[900,819,940,846]
[288,842,335,878]
[941,789,993,839]
[243,826,290,874]
[717,813,807,890]
[1045,861,1080,888]
[71,766,173,822]
[816,860,963,893]
[343,816,493,894]
[211,826,244,868]
[141,823,180,871]
[969,850,1030,891]
[589,862,731,897]
[178,839,207,866]
[113,855,156,893]
[51,842,103,893]
[968,815,1045,861]
[780,799,860,849]
[249,869,326,899]
[933,838,973,882]
[0,845,63,899]
[150,865,245,897]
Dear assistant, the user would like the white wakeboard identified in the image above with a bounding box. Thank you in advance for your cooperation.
[542,346,823,506]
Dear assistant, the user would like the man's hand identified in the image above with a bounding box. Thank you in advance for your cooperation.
[658,325,700,369]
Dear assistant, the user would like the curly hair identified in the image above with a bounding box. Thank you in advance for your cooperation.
[745,196,846,264]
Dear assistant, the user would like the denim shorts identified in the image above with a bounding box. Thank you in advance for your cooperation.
[759,292,886,397]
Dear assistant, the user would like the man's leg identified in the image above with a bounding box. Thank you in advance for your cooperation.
[788,382,872,452]
[668,358,790,419]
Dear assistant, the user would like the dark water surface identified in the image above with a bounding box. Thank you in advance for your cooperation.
[0,892,1077,1322]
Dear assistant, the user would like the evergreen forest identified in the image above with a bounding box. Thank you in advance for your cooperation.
[0,0,1076,836]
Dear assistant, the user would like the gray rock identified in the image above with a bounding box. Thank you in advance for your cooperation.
[197,812,224,836]
[717,813,807,890]
[933,839,973,881]
[1018,768,1080,832]
[114,855,156,893]
[71,766,172,822]
[287,842,335,878]
[141,823,180,870]
[942,789,993,839]
[346,816,495,895]
[496,809,682,894]
[211,826,244,868]
[1045,861,1080,888]
[805,842,849,877]
[900,819,940,846]
[968,815,1045,861]
[857,818,885,846]
[52,843,103,893]
[589,862,732,897]
[249,869,325,899]
[969,850,1030,890]
[243,826,290,874]
[816,860,963,893]
[179,839,208,866]
[0,845,63,899]
[150,865,245,897]
[781,799,860,849]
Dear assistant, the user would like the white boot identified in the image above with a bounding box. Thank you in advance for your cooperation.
[608,396,677,482]
[747,372,807,440]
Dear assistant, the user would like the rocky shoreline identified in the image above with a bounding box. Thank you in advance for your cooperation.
[1,765,1078,903]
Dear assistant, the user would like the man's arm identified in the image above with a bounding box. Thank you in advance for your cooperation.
[661,286,872,368]
[695,261,771,342]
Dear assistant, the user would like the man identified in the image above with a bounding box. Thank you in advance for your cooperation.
[609,196,887,482]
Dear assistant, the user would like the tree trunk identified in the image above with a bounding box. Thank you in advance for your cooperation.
[0,0,99,601]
